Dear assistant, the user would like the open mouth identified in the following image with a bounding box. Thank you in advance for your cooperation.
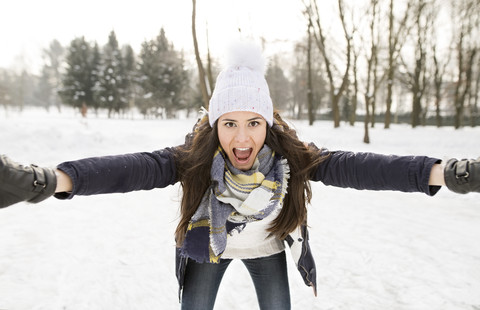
[233,147,253,163]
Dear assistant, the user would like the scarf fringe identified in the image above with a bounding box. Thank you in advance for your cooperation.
[279,157,290,198]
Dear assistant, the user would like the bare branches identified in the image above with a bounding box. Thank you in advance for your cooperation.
[304,0,353,127]
[452,0,480,128]
[384,0,414,128]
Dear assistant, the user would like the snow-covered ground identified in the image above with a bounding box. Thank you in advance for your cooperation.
[0,108,479,310]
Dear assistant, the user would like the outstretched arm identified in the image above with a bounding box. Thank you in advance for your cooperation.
[311,150,441,195]
[54,150,177,199]
[1,149,178,208]
[311,148,479,195]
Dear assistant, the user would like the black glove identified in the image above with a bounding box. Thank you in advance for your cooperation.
[444,158,480,194]
[0,155,57,208]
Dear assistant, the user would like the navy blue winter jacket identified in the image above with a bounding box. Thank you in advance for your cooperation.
[54,147,441,296]
[55,148,440,198]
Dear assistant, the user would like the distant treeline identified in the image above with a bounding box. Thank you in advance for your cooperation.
[1,0,479,132]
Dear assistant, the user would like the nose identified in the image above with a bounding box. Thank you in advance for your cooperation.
[234,126,249,143]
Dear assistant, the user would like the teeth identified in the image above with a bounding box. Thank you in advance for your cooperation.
[235,147,251,151]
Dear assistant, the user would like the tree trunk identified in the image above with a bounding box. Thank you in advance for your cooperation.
[307,24,314,125]
[332,96,341,127]
[384,0,411,128]
[363,94,371,144]
[191,0,210,109]
[471,57,480,127]
[350,49,359,126]
[205,25,215,94]
[306,0,351,128]
[384,0,395,129]
[454,48,476,129]
[432,48,445,127]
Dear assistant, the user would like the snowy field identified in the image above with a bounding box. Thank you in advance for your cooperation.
[0,108,479,310]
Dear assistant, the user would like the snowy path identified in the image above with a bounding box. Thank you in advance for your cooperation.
[0,109,479,309]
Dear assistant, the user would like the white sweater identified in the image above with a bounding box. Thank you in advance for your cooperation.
[221,209,285,259]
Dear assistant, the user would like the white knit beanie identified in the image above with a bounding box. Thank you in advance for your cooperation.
[208,41,273,127]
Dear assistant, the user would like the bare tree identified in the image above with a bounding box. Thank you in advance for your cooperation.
[451,0,479,129]
[304,0,352,127]
[0,71,13,113]
[432,44,451,127]
[42,40,64,112]
[291,43,306,119]
[307,22,314,125]
[384,0,413,129]
[362,0,381,143]
[429,0,452,128]
[398,0,434,128]
[191,0,210,108]
[350,46,359,126]
[205,24,215,95]
[470,54,480,127]
[291,33,326,121]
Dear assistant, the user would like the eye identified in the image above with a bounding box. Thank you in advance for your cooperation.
[224,122,236,128]
[249,120,260,127]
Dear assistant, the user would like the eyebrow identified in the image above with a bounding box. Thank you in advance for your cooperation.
[220,117,263,122]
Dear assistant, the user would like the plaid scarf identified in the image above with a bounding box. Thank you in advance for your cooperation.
[180,145,289,263]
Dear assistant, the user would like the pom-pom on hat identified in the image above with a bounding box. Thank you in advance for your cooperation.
[208,40,273,127]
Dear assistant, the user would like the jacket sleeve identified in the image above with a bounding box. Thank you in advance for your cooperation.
[54,147,178,200]
[311,148,442,196]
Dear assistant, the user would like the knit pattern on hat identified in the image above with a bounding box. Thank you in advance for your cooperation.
[208,41,273,127]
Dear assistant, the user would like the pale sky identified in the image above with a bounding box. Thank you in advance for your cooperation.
[1,0,311,74]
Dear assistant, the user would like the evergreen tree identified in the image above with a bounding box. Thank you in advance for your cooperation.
[35,65,52,110]
[0,70,13,110]
[122,44,136,112]
[96,31,128,117]
[136,39,157,117]
[90,42,102,112]
[136,28,188,118]
[185,69,205,117]
[16,71,35,111]
[266,56,291,111]
[59,37,98,113]
[163,49,189,117]
[0,70,35,110]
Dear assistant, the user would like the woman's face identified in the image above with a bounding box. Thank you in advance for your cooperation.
[217,111,268,171]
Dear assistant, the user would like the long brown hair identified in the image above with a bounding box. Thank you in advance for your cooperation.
[173,111,327,245]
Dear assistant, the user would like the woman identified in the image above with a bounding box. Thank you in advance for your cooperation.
[0,41,479,310]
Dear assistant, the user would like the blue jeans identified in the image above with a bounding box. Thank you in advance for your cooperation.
[181,251,291,310]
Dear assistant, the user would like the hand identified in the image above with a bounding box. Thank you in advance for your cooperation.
[0,155,57,208]
[444,157,480,194]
